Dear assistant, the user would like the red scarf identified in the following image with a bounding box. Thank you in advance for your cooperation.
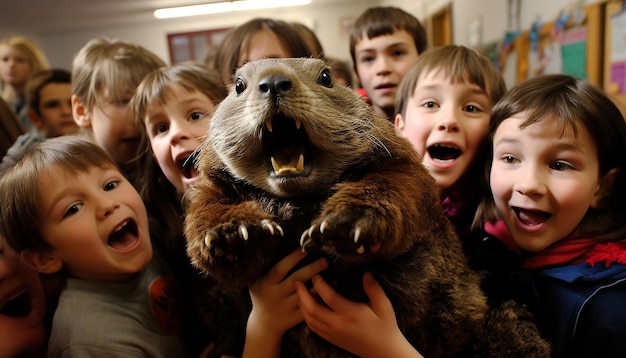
[484,220,626,269]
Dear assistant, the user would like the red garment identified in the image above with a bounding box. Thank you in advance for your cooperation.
[484,220,626,269]
[355,88,372,106]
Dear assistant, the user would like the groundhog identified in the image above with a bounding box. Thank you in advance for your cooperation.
[184,58,550,357]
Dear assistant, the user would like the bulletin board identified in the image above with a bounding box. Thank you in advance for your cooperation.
[513,1,605,87]
[603,0,626,112]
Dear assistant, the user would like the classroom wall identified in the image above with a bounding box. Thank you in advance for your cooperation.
[1,1,378,70]
[0,0,605,71]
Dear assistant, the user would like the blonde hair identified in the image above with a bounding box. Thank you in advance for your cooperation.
[0,36,50,102]
[71,37,165,111]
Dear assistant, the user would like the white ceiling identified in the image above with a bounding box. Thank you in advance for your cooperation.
[0,0,364,35]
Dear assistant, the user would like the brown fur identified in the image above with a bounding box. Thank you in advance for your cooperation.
[184,58,550,357]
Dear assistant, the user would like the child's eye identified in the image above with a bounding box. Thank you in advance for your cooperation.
[154,123,168,135]
[421,101,439,109]
[104,180,120,191]
[392,49,407,57]
[190,111,208,121]
[502,155,518,164]
[463,105,482,113]
[64,203,83,218]
[358,55,374,63]
[550,161,573,171]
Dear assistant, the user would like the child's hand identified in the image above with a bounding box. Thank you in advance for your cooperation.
[295,272,423,358]
[243,249,328,358]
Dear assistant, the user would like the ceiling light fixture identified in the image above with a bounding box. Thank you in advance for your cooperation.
[154,0,312,19]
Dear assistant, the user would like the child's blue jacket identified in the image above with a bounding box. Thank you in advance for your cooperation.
[534,262,626,358]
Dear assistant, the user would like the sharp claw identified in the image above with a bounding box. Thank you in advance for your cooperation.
[320,220,328,234]
[239,225,249,241]
[276,224,284,236]
[356,245,365,254]
[307,225,316,238]
[354,226,361,244]
[204,232,213,248]
[300,231,309,247]
[261,219,274,235]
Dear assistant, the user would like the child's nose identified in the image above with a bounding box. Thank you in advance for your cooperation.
[436,109,460,133]
[513,167,547,197]
[169,121,190,144]
[97,196,120,219]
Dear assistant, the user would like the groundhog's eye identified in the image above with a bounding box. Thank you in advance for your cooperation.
[318,69,333,88]
[235,77,247,95]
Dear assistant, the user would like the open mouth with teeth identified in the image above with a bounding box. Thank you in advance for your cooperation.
[108,219,139,251]
[263,113,307,176]
[0,291,32,317]
[178,151,199,179]
[428,144,462,162]
[513,207,551,227]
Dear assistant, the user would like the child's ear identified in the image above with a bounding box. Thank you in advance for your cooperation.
[28,109,44,129]
[591,168,619,209]
[72,95,91,128]
[20,250,63,274]
[394,113,405,131]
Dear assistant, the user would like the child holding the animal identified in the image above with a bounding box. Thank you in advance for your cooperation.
[132,62,329,358]
[295,46,551,357]
[479,74,626,357]
[349,6,428,120]
[184,56,503,357]
[0,136,187,357]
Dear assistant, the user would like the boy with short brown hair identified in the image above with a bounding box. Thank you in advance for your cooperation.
[349,6,427,120]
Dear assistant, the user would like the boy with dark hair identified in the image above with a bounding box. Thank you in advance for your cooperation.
[0,68,76,172]
[349,6,427,120]
[25,68,75,138]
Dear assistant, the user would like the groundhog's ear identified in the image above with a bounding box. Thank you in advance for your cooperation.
[591,168,619,209]
[20,250,63,274]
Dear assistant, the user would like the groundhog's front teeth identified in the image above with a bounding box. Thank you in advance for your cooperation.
[271,154,304,175]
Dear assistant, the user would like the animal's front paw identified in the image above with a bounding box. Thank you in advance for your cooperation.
[205,219,283,262]
[193,219,284,290]
[300,206,383,257]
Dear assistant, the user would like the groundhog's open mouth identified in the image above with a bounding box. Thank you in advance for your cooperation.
[263,113,307,176]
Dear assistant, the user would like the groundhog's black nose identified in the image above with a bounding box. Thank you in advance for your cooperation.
[259,74,292,105]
